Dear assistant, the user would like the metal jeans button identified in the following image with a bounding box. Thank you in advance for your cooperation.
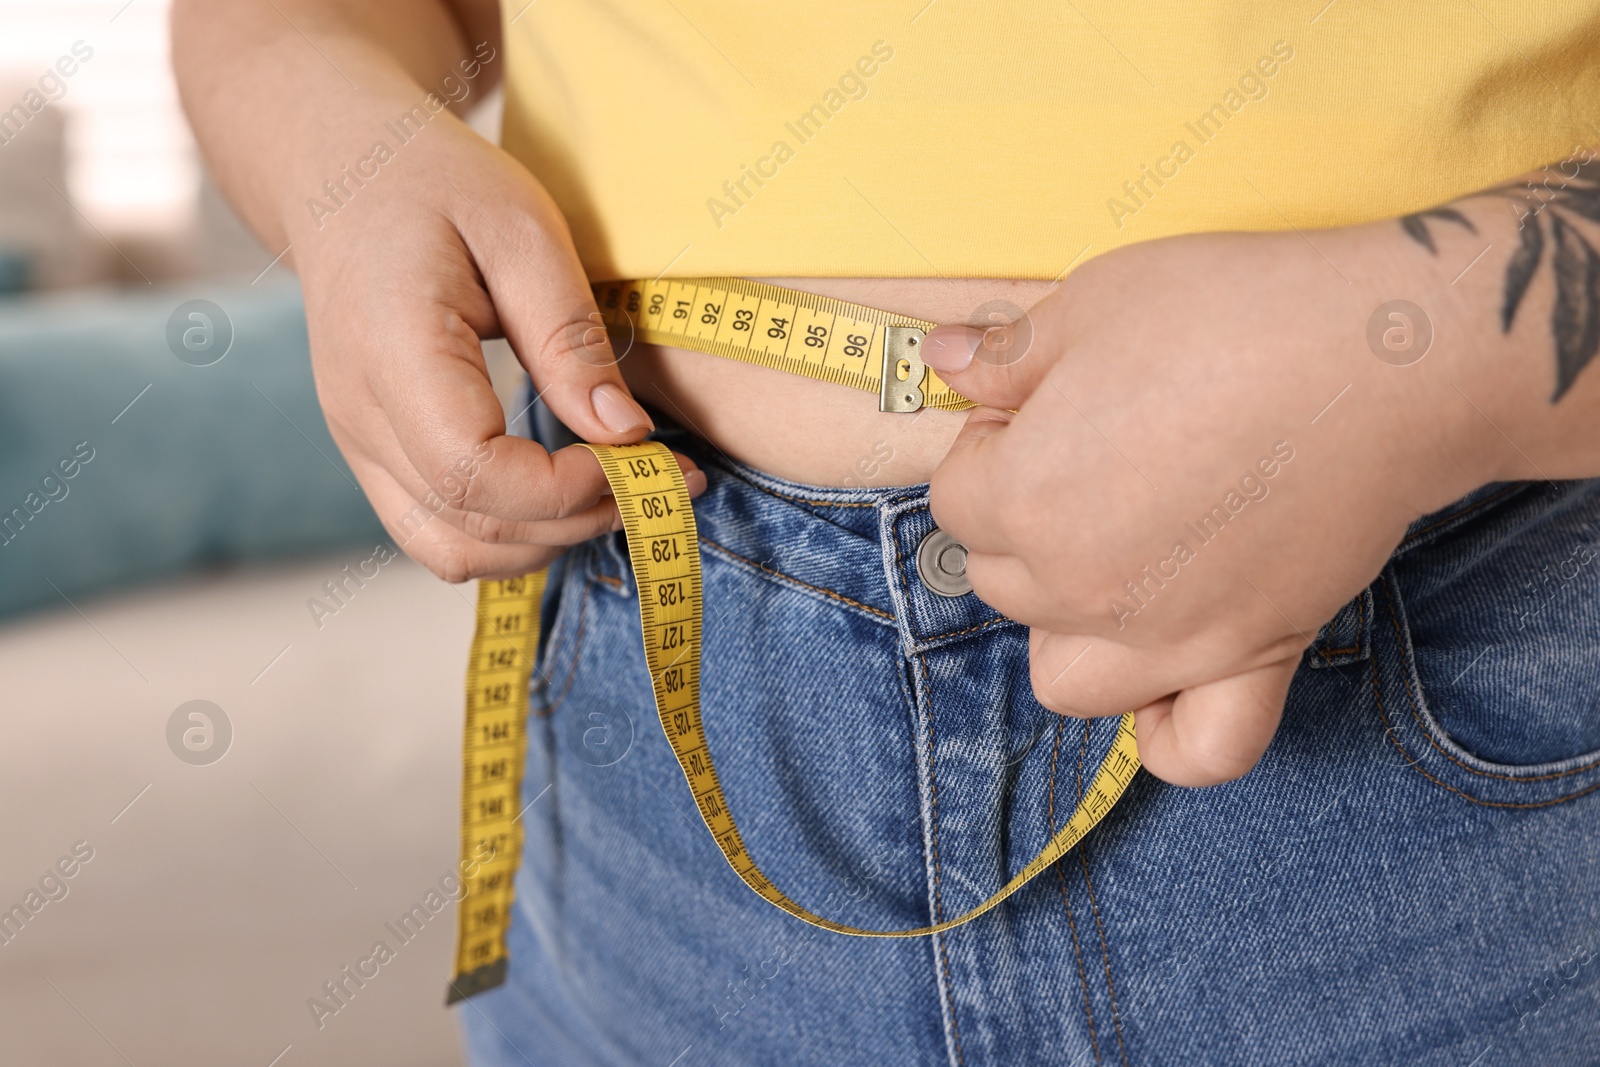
[916,528,972,597]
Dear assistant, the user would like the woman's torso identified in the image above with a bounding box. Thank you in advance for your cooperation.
[500,2,1600,484]
[617,276,1051,484]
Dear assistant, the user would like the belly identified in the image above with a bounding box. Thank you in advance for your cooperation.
[618,277,1056,486]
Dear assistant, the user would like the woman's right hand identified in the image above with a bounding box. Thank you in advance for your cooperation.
[286,107,703,582]
[174,0,702,582]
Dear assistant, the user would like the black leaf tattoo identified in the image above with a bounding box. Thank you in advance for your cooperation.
[1399,208,1477,252]
[1400,161,1600,401]
[1503,213,1542,331]
[1550,214,1600,400]
[1400,214,1434,252]
[1551,191,1600,224]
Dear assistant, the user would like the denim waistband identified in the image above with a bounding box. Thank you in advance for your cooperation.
[643,421,1013,655]
[532,393,1565,658]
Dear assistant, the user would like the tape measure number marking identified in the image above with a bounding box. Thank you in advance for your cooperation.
[447,571,544,1003]
[593,278,970,413]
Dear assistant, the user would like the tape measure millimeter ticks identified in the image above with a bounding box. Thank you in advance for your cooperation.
[446,279,1143,1003]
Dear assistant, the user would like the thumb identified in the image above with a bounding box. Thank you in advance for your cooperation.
[1131,659,1297,787]
[927,405,1013,541]
[944,404,1014,461]
[525,296,655,445]
[921,319,1054,410]
[464,183,654,445]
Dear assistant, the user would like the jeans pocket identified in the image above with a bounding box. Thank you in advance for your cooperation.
[1368,480,1600,806]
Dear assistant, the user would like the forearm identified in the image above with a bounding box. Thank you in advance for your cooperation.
[171,0,497,252]
[1374,152,1600,486]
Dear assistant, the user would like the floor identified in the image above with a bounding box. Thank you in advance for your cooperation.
[0,553,484,1067]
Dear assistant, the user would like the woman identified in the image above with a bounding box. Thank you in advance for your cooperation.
[173,2,1600,1062]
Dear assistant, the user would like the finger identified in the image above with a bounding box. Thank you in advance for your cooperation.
[961,548,1062,624]
[357,459,578,583]
[360,306,705,523]
[355,447,625,548]
[921,323,1055,410]
[1131,660,1296,787]
[1027,629,1180,718]
[378,399,706,541]
[455,176,654,445]
[927,407,1015,554]
[435,445,705,541]
[350,381,612,525]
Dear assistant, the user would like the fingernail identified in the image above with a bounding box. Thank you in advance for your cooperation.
[684,468,707,497]
[591,382,653,434]
[922,327,982,373]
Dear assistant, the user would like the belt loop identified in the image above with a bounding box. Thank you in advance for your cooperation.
[1307,586,1373,668]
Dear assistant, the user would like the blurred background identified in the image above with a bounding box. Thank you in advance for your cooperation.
[0,2,516,1063]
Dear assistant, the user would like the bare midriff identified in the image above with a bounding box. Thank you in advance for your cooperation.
[617,276,1057,487]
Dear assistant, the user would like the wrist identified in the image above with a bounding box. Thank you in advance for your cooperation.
[177,3,482,257]
[1342,167,1600,490]
[277,85,483,256]
[1418,208,1564,489]
[1337,216,1527,506]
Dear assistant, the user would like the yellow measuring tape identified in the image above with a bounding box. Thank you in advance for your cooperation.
[447,280,1141,1003]
[592,277,974,413]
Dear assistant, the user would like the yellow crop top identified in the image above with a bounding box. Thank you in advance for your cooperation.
[500,3,1600,280]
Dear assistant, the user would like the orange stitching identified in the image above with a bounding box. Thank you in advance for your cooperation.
[1359,587,1367,653]
[701,508,1010,643]
[1079,844,1130,1067]
[1049,717,1103,1065]
[885,510,1012,644]
[535,576,593,721]
[593,572,621,588]
[1379,576,1600,782]
[1314,591,1367,663]
[924,615,1011,643]
[916,650,967,1066]
[1072,719,1131,1065]
[699,536,895,621]
[1370,604,1600,808]
[717,468,881,509]
[752,488,879,509]
[1074,719,1088,801]
[1400,484,1524,546]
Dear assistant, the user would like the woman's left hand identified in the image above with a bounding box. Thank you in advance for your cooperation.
[923,223,1509,786]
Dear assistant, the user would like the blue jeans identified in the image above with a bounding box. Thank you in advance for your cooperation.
[463,414,1600,1066]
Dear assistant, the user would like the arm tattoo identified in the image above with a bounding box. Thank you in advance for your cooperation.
[1401,160,1600,402]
